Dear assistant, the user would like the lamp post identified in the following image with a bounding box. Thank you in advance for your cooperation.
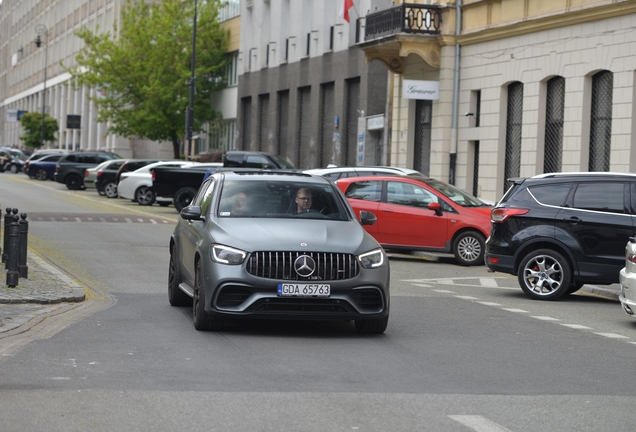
[185,0,198,160]
[35,24,48,148]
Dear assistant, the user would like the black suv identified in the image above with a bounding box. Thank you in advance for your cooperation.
[55,151,121,190]
[485,172,636,300]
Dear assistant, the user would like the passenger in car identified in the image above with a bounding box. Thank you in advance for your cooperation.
[295,188,313,213]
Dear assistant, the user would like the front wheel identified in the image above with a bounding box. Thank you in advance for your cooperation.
[35,169,48,181]
[103,181,118,198]
[174,187,197,213]
[355,316,389,334]
[453,231,485,266]
[10,164,19,173]
[168,245,191,307]
[135,186,155,206]
[518,249,572,300]
[193,260,223,331]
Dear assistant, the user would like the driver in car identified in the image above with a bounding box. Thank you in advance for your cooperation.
[295,188,313,213]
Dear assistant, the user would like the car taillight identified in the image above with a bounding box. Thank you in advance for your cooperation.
[97,171,103,177]
[55,165,60,172]
[629,254,636,264]
[85,171,89,178]
[151,170,155,181]
[491,207,529,223]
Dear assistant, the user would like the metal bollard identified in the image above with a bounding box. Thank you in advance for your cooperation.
[3,208,17,267]
[18,213,28,279]
[6,215,20,287]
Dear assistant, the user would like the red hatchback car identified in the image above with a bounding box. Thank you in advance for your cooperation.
[336,176,492,266]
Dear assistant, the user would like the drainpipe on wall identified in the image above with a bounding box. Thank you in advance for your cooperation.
[449,0,462,185]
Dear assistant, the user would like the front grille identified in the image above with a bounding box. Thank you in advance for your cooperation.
[247,251,360,281]
[252,298,352,313]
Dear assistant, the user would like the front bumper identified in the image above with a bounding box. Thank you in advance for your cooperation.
[619,267,636,316]
[202,261,390,321]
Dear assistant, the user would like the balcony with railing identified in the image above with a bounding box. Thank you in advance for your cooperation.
[365,3,442,41]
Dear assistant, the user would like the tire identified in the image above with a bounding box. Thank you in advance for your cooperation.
[135,186,155,206]
[10,164,19,174]
[355,316,389,334]
[453,231,486,266]
[103,181,118,198]
[98,190,106,196]
[168,244,191,307]
[174,187,197,213]
[158,201,170,207]
[65,174,83,190]
[35,169,48,181]
[193,260,223,331]
[518,249,572,300]
[567,282,584,294]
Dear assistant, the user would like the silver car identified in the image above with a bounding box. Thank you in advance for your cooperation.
[168,171,390,333]
[619,237,636,316]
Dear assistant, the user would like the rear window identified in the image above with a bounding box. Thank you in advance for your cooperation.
[528,184,571,206]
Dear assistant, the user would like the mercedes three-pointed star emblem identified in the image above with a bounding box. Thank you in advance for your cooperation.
[294,255,316,277]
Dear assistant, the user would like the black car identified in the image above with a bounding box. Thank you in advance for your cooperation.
[94,159,128,198]
[115,159,161,184]
[54,151,121,190]
[485,172,636,300]
[169,170,390,333]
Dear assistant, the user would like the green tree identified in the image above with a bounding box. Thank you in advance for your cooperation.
[66,0,229,158]
[19,112,59,149]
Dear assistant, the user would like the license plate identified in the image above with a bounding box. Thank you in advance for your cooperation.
[277,283,331,297]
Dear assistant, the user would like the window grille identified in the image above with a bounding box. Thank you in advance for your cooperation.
[414,100,432,177]
[589,71,613,172]
[504,82,523,191]
[544,76,565,173]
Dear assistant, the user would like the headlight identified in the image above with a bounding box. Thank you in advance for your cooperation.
[210,244,247,265]
[358,248,384,269]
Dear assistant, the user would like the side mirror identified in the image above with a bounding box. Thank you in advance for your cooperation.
[181,205,203,221]
[359,210,377,226]
[428,202,443,217]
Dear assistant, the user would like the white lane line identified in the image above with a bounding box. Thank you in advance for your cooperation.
[433,289,455,293]
[594,333,629,339]
[561,324,592,330]
[455,295,479,300]
[480,278,499,287]
[501,308,529,313]
[125,218,133,223]
[531,316,560,321]
[137,218,144,222]
[75,217,81,222]
[478,301,502,306]
[150,219,158,224]
[413,283,433,288]
[448,415,513,432]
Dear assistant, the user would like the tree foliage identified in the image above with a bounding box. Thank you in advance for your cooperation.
[66,0,229,158]
[19,112,59,149]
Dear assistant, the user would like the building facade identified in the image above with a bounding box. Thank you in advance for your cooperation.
[360,0,636,203]
[0,0,240,158]
[237,0,390,169]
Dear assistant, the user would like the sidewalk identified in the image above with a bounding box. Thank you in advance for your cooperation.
[0,250,86,334]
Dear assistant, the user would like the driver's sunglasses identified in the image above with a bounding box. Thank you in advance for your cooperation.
[297,197,312,201]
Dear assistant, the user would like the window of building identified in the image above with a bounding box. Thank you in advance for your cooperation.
[504,82,524,191]
[589,70,613,172]
[209,120,236,152]
[218,0,240,22]
[544,76,565,173]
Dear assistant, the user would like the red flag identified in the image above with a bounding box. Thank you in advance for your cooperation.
[339,0,354,23]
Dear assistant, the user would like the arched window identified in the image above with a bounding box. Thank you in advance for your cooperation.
[589,70,613,172]
[504,82,523,190]
[544,76,565,173]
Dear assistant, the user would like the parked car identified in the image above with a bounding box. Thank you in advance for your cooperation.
[169,170,390,333]
[114,159,161,184]
[305,165,425,181]
[25,149,67,177]
[84,165,101,192]
[486,172,636,300]
[619,237,636,317]
[336,175,492,266]
[0,148,28,173]
[117,161,197,206]
[223,150,295,169]
[54,151,121,190]
[26,153,65,181]
[94,159,128,198]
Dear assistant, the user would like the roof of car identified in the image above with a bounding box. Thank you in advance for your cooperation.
[531,171,636,179]
[218,170,325,183]
[304,166,424,176]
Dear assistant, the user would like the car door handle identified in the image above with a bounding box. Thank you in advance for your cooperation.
[564,216,581,224]
[382,209,393,213]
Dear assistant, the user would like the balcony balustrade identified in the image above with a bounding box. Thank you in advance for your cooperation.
[364,3,442,41]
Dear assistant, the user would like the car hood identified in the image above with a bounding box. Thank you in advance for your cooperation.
[210,218,378,254]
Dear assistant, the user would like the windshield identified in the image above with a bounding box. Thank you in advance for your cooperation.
[424,179,487,207]
[218,180,348,221]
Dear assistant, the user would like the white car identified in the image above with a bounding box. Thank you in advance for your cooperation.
[304,165,426,181]
[118,161,197,206]
[619,237,636,317]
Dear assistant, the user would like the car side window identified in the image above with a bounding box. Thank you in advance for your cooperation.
[345,181,382,202]
[198,179,216,215]
[528,184,571,206]
[571,182,625,213]
[83,155,99,164]
[65,155,76,162]
[245,155,272,168]
[386,181,437,208]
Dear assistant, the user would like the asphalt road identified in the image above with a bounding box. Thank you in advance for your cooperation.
[1,172,636,432]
